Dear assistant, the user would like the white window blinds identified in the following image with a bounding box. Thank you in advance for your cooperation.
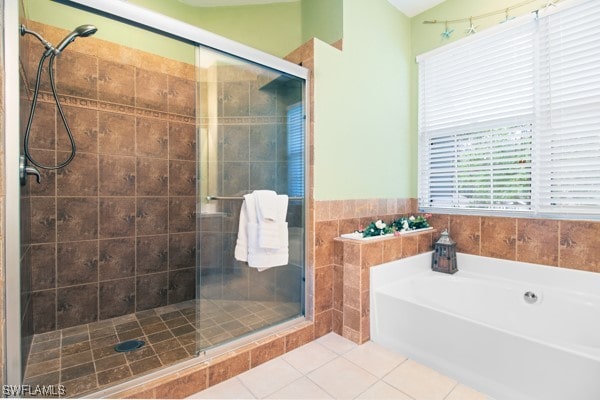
[287,102,304,198]
[537,0,600,214]
[418,0,600,217]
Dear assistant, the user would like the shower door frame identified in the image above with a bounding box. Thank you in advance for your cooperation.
[4,0,25,386]
[4,0,310,386]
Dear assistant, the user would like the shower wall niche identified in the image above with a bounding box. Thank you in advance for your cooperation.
[21,20,198,333]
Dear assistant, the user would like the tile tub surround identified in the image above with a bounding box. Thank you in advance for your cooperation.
[333,229,435,345]
[427,214,600,274]
[312,197,424,345]
[316,207,600,345]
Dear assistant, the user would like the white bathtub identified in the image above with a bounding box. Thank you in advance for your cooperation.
[371,252,600,400]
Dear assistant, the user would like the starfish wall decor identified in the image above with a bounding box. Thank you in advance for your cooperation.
[423,0,565,39]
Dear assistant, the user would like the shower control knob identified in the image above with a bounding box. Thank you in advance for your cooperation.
[19,155,41,185]
[26,165,41,184]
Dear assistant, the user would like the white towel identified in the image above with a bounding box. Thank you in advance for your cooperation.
[247,222,289,271]
[233,193,254,263]
[234,191,289,271]
[254,190,279,221]
[255,191,288,249]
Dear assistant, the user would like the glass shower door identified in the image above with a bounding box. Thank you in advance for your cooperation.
[196,46,305,353]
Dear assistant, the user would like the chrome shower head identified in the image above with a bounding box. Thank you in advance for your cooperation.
[54,24,98,55]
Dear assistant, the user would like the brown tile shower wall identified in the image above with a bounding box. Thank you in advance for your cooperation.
[21,21,198,333]
[212,65,295,198]
[427,214,600,273]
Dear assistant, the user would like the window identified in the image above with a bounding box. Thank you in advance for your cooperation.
[287,102,304,198]
[417,0,600,218]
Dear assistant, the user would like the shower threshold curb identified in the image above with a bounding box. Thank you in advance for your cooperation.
[85,317,310,399]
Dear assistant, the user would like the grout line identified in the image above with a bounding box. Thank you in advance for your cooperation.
[442,382,460,400]
[557,220,562,267]
[235,375,259,399]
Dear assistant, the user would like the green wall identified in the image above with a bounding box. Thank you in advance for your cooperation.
[25,0,303,59]
[301,0,342,45]
[23,0,196,63]
[128,0,303,57]
[312,0,412,200]
[194,2,302,57]
[28,0,341,59]
[129,0,343,56]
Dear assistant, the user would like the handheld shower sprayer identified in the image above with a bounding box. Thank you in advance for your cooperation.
[55,25,98,55]
[20,24,98,56]
[19,23,97,181]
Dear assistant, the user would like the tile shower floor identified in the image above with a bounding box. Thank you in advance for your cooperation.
[23,298,300,398]
[188,333,492,400]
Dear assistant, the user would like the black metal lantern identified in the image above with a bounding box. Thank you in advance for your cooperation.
[432,229,457,274]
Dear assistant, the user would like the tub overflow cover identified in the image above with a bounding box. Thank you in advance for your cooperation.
[523,291,538,304]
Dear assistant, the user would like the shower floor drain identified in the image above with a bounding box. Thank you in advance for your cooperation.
[114,339,145,353]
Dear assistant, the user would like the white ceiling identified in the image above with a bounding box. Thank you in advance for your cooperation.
[179,0,297,6]
[178,0,446,17]
[387,0,447,17]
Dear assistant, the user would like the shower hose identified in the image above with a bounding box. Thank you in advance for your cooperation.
[23,51,77,170]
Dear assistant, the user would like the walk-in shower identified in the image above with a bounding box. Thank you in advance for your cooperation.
[7,0,308,396]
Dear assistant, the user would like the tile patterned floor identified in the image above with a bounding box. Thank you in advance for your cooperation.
[23,298,300,398]
[188,333,492,400]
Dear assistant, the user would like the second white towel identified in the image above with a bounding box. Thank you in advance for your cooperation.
[254,190,288,249]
